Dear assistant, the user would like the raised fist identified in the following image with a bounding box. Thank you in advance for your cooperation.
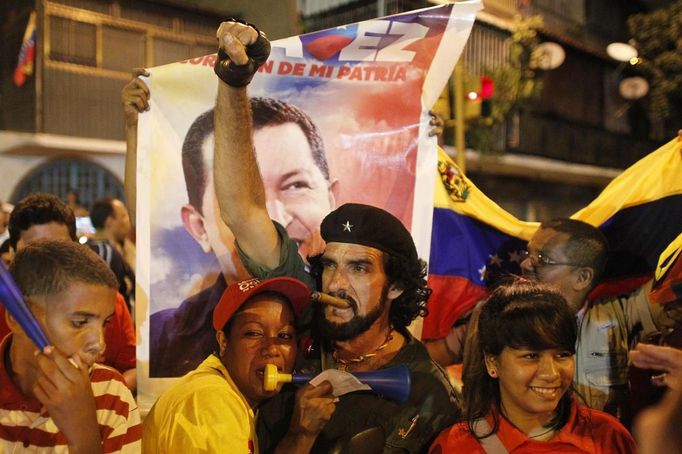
[215,20,271,87]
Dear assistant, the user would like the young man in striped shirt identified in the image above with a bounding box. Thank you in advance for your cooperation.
[0,240,141,453]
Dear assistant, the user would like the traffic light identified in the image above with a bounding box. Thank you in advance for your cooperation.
[480,76,494,99]
[463,76,495,119]
[480,76,494,118]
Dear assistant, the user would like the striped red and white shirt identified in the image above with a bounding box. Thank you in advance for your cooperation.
[0,335,141,453]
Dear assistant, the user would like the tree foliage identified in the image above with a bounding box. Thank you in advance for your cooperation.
[466,15,544,153]
[627,1,682,137]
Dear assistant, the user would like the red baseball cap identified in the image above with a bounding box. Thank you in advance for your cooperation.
[212,277,311,331]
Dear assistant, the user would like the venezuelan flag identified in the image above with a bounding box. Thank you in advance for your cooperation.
[13,11,37,87]
[573,135,682,300]
[424,148,538,339]
[424,136,682,340]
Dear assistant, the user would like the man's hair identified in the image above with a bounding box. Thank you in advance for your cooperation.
[90,197,116,230]
[182,110,213,213]
[383,254,431,329]
[462,279,576,439]
[8,193,77,249]
[181,98,328,214]
[540,218,608,286]
[10,240,118,297]
[250,97,329,181]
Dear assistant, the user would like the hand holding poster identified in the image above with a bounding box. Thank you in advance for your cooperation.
[136,2,480,410]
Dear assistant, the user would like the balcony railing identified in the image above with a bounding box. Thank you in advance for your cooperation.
[511,110,661,168]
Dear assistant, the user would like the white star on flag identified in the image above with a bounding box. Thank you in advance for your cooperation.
[478,265,487,282]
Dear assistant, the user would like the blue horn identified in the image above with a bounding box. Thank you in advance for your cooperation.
[264,364,411,403]
[0,262,49,350]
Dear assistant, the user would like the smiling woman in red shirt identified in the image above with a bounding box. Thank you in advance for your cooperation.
[430,279,637,454]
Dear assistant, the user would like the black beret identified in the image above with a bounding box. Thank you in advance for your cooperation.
[320,203,418,263]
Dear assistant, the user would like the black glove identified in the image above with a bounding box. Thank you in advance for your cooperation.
[214,20,271,87]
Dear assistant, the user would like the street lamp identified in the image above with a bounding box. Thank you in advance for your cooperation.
[606,42,638,63]
[536,42,565,70]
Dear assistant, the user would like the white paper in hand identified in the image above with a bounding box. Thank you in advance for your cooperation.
[309,369,372,397]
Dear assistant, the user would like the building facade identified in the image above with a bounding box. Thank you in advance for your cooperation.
[0,0,298,207]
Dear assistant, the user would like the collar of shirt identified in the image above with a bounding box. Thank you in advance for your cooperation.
[575,301,588,326]
[204,353,255,417]
[0,334,43,412]
[488,397,596,453]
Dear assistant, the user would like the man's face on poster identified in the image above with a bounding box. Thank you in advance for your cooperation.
[253,121,338,255]
[182,122,338,283]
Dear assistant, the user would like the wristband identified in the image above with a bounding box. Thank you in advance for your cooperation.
[214,20,271,87]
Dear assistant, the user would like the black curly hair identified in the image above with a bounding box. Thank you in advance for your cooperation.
[8,193,77,250]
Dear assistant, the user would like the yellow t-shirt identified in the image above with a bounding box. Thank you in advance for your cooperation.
[142,355,258,453]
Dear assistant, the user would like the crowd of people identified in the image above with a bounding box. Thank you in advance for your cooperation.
[0,18,680,454]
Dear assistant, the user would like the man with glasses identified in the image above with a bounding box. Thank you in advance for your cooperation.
[520,218,661,422]
[431,218,662,422]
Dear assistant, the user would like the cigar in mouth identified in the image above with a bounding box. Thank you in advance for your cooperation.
[311,291,351,309]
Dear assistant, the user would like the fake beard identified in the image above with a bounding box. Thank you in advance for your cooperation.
[314,284,389,342]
